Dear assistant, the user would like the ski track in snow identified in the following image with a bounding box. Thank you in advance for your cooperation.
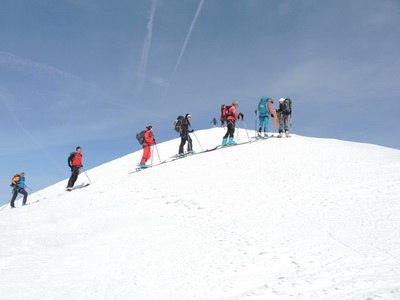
[1,128,400,299]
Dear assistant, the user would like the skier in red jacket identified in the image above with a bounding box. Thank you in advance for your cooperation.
[139,126,156,168]
[66,146,83,191]
[222,101,243,145]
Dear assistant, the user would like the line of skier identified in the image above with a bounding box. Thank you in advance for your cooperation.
[6,96,292,208]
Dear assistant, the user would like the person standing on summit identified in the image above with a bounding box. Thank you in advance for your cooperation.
[277,98,291,138]
[257,96,274,138]
[66,146,83,191]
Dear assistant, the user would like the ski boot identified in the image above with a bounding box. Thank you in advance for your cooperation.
[228,137,237,145]
[138,163,149,168]
[264,132,269,139]
[285,130,290,138]
[277,132,283,138]
[222,138,228,146]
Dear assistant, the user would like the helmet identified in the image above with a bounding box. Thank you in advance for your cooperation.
[232,100,239,106]
[279,98,285,102]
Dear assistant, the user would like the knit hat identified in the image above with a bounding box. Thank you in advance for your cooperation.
[146,125,153,130]
[232,100,239,106]
[185,114,192,118]
[279,98,285,102]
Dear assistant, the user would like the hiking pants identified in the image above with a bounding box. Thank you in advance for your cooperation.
[10,188,28,207]
[258,116,269,133]
[223,120,236,139]
[279,118,289,133]
[141,145,151,164]
[67,166,80,188]
[179,132,193,154]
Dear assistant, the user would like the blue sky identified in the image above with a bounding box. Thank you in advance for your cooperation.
[1,0,399,205]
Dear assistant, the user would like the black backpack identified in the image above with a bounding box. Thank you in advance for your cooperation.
[136,131,146,145]
[173,116,184,133]
[67,152,75,167]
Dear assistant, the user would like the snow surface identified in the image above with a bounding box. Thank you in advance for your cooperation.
[1,128,400,300]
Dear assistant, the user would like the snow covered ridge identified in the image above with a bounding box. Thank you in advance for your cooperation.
[1,128,400,299]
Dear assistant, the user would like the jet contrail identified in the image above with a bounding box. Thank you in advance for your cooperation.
[138,0,158,92]
[167,0,205,88]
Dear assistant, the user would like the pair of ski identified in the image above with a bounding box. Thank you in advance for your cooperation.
[130,160,168,174]
[66,183,90,191]
[170,147,219,160]
[57,183,91,196]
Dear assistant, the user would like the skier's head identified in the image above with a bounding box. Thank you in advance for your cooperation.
[146,125,153,131]
[232,100,239,107]
[185,114,192,119]
[279,98,285,103]
[268,98,274,103]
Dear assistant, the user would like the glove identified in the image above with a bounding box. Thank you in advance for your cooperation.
[271,114,274,117]
[238,113,244,120]
[189,130,194,133]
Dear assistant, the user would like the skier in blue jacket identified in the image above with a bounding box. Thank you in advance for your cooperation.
[10,172,28,208]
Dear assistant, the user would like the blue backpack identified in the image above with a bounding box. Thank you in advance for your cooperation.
[258,96,268,117]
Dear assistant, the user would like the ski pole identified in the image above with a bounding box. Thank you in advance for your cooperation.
[242,120,251,140]
[150,146,154,166]
[25,185,46,199]
[254,109,257,137]
[190,126,204,151]
[236,120,240,142]
[155,144,162,162]
[192,131,204,151]
[82,168,92,184]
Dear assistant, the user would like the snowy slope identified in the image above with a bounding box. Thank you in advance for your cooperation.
[1,128,400,300]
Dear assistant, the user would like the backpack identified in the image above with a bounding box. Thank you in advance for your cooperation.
[285,98,292,115]
[136,130,146,145]
[10,174,19,187]
[258,96,268,116]
[221,105,233,120]
[67,152,75,167]
[173,116,184,133]
[220,105,226,121]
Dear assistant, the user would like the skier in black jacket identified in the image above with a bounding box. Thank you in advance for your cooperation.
[178,114,194,156]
